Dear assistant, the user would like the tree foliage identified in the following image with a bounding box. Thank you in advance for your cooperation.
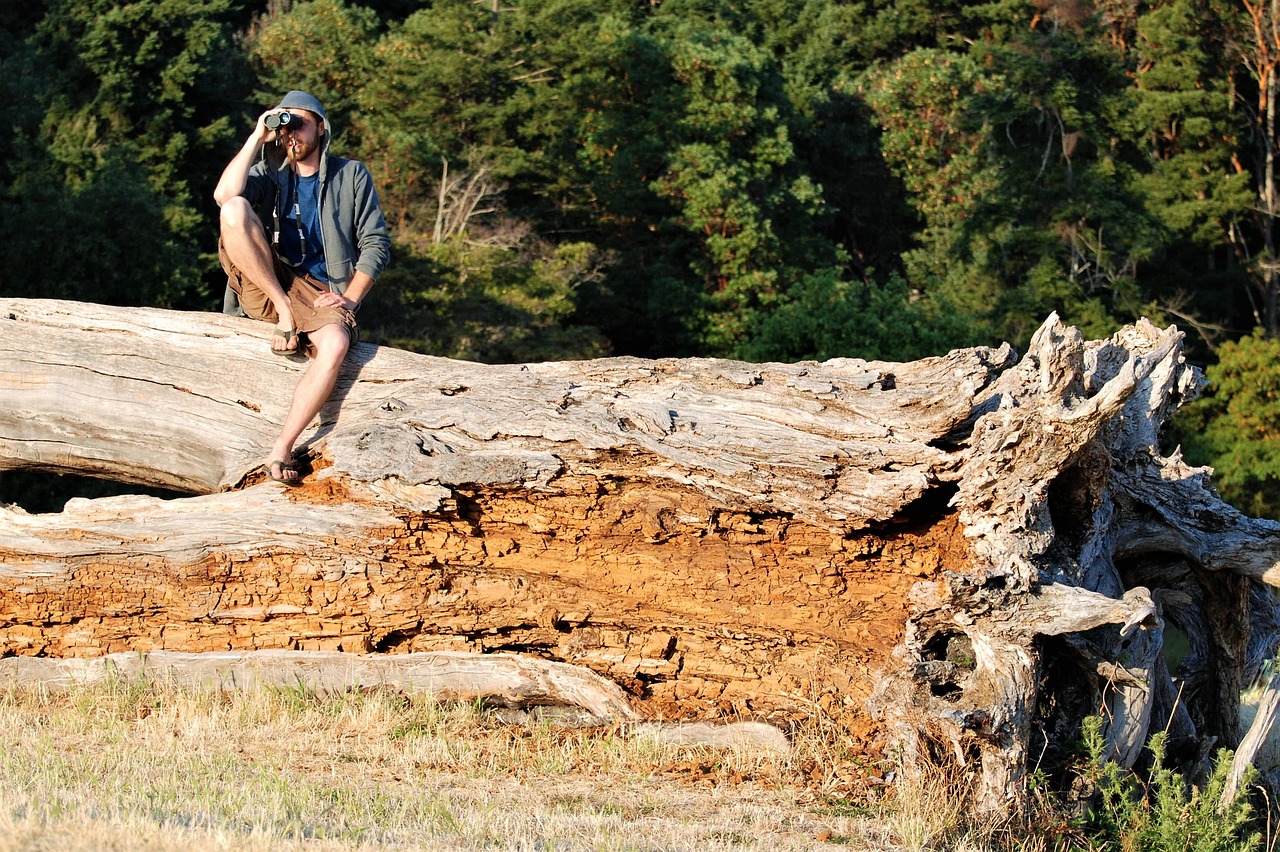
[0,0,249,309]
[4,0,1280,512]
[1176,329,1280,518]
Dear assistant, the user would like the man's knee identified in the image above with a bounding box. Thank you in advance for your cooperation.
[219,196,259,235]
[310,325,352,365]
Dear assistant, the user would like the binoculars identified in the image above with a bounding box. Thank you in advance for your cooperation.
[265,111,301,131]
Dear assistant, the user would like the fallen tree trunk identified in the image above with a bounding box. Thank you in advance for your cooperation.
[2,298,1279,811]
[0,649,638,725]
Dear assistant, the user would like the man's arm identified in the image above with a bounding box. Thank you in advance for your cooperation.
[317,162,391,311]
[351,164,392,281]
[213,113,276,206]
[316,271,375,312]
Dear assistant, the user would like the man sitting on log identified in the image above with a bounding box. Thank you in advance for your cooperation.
[213,90,391,485]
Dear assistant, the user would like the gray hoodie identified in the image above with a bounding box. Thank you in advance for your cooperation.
[223,90,391,313]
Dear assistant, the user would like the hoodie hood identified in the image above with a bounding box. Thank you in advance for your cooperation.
[261,90,332,176]
[275,90,332,138]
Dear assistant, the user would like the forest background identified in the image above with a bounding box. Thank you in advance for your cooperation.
[3,0,1280,517]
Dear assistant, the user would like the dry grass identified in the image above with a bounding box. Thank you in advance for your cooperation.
[0,679,900,851]
[876,758,1022,852]
[880,764,972,852]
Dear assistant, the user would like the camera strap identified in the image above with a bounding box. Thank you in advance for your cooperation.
[290,170,309,264]
[271,169,310,267]
[271,174,283,251]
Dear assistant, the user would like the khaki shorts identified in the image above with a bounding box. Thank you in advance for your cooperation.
[218,239,358,343]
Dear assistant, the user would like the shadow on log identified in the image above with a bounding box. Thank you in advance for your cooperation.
[2,298,1280,811]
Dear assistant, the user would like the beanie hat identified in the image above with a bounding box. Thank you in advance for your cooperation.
[275,90,331,136]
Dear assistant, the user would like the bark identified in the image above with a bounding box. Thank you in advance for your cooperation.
[3,298,1280,812]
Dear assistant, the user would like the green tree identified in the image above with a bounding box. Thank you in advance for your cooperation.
[1175,329,1280,518]
[1131,0,1252,350]
[859,6,1166,348]
[1219,0,1280,338]
[0,0,248,309]
[645,22,829,353]
[558,5,850,357]
[858,48,1004,343]
[248,0,381,136]
[354,0,532,225]
[355,1,870,359]
[13,0,1272,375]
[361,238,609,363]
[741,269,983,363]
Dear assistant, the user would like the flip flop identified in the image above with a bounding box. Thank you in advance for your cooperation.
[272,326,299,355]
[267,458,301,485]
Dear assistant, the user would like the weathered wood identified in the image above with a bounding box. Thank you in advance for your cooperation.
[3,298,1280,812]
[868,316,1280,809]
[0,648,637,725]
[0,649,795,751]
[0,298,1002,739]
[1226,672,1280,807]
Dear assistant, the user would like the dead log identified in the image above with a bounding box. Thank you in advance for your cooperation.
[0,649,637,725]
[2,298,1279,812]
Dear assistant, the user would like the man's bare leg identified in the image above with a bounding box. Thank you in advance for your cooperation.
[219,197,298,352]
[267,323,352,482]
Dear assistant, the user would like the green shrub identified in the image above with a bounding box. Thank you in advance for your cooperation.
[1074,715,1261,852]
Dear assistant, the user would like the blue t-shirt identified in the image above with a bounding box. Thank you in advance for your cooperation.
[278,172,328,282]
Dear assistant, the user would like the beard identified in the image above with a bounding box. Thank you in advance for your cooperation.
[285,136,320,165]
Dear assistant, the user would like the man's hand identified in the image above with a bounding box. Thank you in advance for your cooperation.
[318,272,375,312]
[255,110,284,145]
[314,292,357,311]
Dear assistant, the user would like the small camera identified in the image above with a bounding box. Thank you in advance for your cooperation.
[265,111,300,131]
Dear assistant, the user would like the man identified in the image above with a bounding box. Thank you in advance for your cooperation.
[214,90,390,485]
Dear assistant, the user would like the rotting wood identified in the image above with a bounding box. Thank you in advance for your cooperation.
[3,297,1280,813]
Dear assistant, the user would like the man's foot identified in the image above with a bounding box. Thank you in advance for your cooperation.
[267,458,301,485]
[272,325,299,355]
